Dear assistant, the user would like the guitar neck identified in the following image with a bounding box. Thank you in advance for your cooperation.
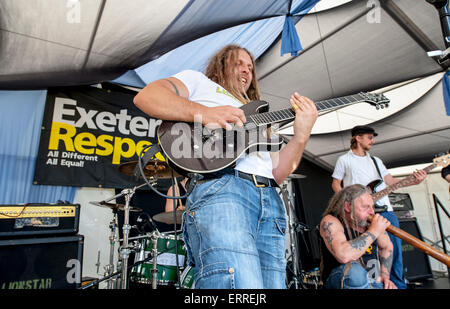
[248,93,366,126]
[371,163,436,202]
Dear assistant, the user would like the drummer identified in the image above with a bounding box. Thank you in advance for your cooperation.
[165,178,187,212]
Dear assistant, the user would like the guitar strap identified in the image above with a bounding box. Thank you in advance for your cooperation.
[370,156,386,207]
[370,156,383,180]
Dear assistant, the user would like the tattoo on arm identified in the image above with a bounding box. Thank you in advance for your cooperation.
[349,232,376,251]
[164,79,179,96]
[321,222,334,252]
[380,249,394,276]
[367,232,376,242]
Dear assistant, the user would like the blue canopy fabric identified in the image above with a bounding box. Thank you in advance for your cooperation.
[281,16,303,56]
[116,0,318,86]
[280,0,320,56]
[0,90,76,204]
[442,71,450,116]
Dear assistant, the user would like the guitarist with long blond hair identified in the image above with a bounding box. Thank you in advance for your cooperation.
[331,125,427,289]
[134,44,318,289]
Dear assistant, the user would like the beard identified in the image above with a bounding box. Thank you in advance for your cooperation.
[362,144,372,151]
[356,219,368,228]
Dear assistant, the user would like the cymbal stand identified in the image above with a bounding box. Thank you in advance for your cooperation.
[102,182,150,289]
[104,211,119,289]
[151,233,158,289]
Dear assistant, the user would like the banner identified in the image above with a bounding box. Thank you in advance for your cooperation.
[34,85,167,188]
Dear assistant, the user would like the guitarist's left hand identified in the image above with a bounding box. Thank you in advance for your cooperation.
[412,169,427,185]
[272,93,318,184]
[289,92,318,144]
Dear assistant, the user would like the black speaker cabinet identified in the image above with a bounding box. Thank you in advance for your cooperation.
[0,235,83,289]
[389,193,414,211]
[398,218,433,281]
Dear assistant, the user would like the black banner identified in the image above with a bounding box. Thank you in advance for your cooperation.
[33,85,166,188]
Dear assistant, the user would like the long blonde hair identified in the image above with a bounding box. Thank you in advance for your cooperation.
[205,44,261,104]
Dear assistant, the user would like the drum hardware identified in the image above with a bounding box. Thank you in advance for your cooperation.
[152,210,184,225]
[80,246,158,290]
[80,232,188,289]
[84,148,193,289]
[130,231,187,288]
[280,180,311,289]
[98,182,151,289]
[118,160,182,179]
[136,212,160,234]
[89,201,142,213]
[105,211,119,289]
[151,234,158,289]
[288,173,307,179]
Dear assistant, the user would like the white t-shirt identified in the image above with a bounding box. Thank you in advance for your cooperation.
[172,70,274,179]
[332,150,392,211]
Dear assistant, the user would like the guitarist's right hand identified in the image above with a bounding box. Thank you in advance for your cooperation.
[197,105,247,131]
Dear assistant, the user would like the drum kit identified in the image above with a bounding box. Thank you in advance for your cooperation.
[83,160,194,290]
[82,159,317,289]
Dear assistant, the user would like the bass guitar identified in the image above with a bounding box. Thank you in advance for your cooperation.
[367,152,450,202]
[158,92,389,176]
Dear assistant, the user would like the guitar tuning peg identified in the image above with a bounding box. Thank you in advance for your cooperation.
[376,105,380,110]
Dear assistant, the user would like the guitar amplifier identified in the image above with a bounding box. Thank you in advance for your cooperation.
[0,203,80,237]
[389,193,414,211]
[399,218,433,281]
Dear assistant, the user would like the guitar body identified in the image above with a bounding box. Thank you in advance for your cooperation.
[157,100,283,175]
[366,179,383,193]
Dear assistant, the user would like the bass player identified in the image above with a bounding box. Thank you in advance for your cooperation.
[331,125,427,289]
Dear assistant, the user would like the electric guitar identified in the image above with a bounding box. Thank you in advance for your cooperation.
[367,152,450,202]
[157,92,390,176]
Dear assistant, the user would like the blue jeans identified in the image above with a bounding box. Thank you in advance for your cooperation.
[380,211,407,289]
[325,262,384,289]
[182,172,287,289]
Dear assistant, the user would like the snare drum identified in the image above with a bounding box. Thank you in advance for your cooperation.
[131,232,186,285]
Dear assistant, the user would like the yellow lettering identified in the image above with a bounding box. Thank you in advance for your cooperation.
[96,134,114,156]
[47,123,160,165]
[48,122,76,151]
[112,137,135,164]
[74,132,96,154]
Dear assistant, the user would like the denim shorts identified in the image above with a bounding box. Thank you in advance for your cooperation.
[182,173,287,289]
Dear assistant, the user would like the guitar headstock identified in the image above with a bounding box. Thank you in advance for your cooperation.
[359,92,390,110]
[433,152,450,168]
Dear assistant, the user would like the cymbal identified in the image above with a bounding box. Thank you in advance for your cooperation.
[288,173,307,179]
[118,160,181,179]
[90,201,142,212]
[153,210,184,225]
